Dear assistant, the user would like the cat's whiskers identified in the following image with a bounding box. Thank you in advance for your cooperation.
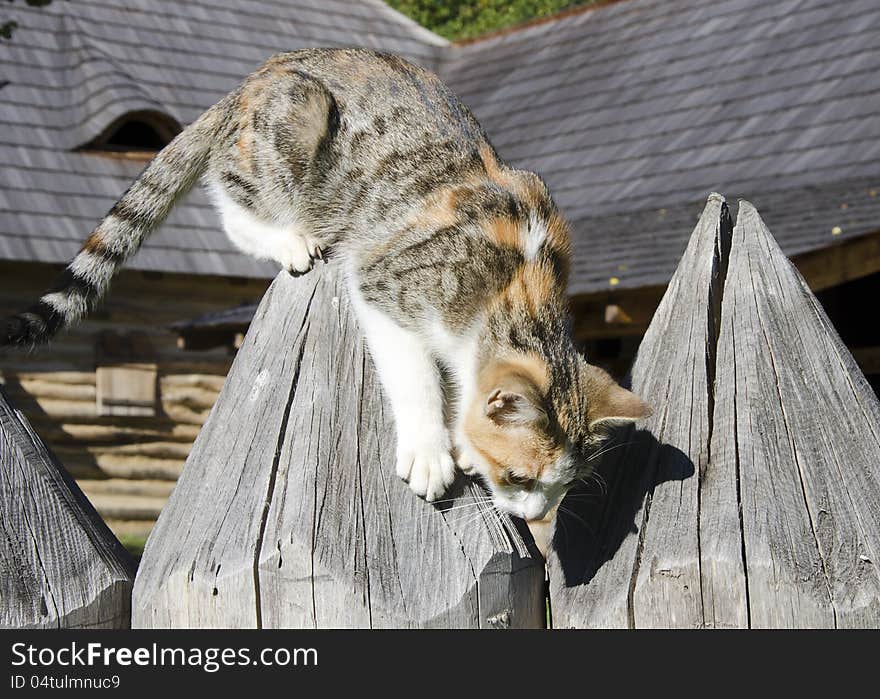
[432,501,488,515]
[587,440,635,463]
[557,504,596,538]
[578,475,606,495]
[446,506,497,529]
[556,509,570,545]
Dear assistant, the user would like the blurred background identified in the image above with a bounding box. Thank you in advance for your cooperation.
[1,0,878,559]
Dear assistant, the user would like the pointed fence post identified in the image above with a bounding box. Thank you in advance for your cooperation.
[0,386,134,628]
[713,201,880,628]
[547,194,731,628]
[132,265,545,629]
[548,195,880,628]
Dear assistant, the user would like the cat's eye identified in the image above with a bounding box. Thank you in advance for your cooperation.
[505,472,535,488]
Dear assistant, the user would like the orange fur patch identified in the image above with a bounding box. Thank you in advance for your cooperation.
[485,217,521,249]
[464,354,561,486]
[421,187,461,230]
[543,210,572,257]
[479,143,512,190]
[81,231,105,254]
[480,353,551,394]
[583,363,651,425]
[363,188,461,266]
[478,143,572,275]
[235,63,283,169]
[235,130,254,170]
[509,263,559,314]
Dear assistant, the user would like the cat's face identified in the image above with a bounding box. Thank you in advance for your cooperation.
[462,354,649,521]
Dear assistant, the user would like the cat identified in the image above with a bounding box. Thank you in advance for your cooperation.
[0,48,649,522]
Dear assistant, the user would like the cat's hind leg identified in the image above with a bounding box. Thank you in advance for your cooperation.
[350,291,456,502]
[210,186,323,275]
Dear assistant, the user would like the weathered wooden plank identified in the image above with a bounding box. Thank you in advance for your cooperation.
[548,194,733,628]
[549,194,880,629]
[133,265,545,628]
[792,231,880,292]
[719,202,880,628]
[0,386,134,628]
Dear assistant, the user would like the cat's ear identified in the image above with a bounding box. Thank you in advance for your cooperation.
[583,364,651,431]
[485,388,549,429]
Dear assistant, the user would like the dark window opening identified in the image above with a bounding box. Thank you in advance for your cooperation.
[80,110,180,156]
[104,120,167,151]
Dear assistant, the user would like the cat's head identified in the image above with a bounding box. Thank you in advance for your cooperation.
[462,353,649,521]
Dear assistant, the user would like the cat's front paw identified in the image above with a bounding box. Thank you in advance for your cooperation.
[278,235,323,276]
[396,443,456,502]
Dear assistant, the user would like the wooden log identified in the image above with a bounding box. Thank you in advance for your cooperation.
[0,385,134,628]
[133,265,545,629]
[547,194,730,628]
[105,520,155,542]
[716,201,880,628]
[79,478,176,499]
[79,493,166,522]
[160,374,228,392]
[30,422,201,446]
[1,371,95,385]
[6,379,96,401]
[57,451,185,482]
[157,384,221,411]
[548,195,880,628]
[792,231,880,292]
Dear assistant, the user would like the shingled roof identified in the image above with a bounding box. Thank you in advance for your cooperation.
[0,0,445,278]
[1,0,878,295]
[441,0,880,294]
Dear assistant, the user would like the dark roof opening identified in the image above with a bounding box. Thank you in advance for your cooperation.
[104,120,167,150]
[81,110,181,156]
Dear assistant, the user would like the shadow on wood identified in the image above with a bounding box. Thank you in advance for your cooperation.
[0,385,135,628]
[133,265,545,628]
[548,194,880,628]
[549,429,695,599]
[548,194,727,628]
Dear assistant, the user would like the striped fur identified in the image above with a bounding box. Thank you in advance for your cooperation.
[0,97,230,347]
[0,48,649,513]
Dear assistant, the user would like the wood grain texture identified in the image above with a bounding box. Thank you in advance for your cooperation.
[548,195,880,628]
[719,201,880,628]
[0,386,135,628]
[133,265,545,629]
[547,194,728,628]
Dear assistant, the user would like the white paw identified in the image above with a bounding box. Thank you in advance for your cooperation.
[396,443,456,502]
[278,235,323,275]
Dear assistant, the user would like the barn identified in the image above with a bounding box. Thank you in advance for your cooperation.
[1,0,878,544]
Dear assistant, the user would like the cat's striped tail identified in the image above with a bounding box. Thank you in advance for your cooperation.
[0,98,230,348]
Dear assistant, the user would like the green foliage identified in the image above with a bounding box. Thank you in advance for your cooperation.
[119,534,147,566]
[386,0,601,41]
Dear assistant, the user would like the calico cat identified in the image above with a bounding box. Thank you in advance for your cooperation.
[0,48,648,521]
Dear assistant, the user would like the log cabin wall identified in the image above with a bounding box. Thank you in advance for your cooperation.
[0,259,270,543]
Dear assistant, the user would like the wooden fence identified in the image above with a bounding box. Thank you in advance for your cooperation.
[0,384,134,628]
[3,195,879,628]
